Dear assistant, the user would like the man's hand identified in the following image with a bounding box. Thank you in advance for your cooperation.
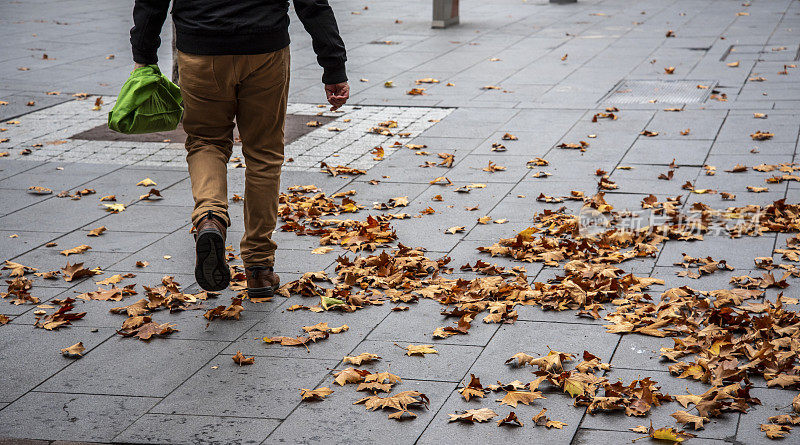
[134,62,147,69]
[325,82,349,111]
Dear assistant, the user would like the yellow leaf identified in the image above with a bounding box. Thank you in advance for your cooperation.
[446,226,465,234]
[60,245,91,256]
[60,342,85,357]
[300,387,333,401]
[136,178,157,187]
[343,353,381,365]
[103,203,125,213]
[404,344,438,356]
[87,226,107,237]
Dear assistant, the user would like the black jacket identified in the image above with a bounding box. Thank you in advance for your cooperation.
[130,0,347,84]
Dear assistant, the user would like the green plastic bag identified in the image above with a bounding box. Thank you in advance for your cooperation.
[108,65,183,134]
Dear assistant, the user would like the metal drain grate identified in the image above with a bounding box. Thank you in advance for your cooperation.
[600,79,717,104]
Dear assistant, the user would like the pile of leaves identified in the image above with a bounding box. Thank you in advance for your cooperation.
[111,276,223,340]
[277,186,398,252]
[273,192,800,439]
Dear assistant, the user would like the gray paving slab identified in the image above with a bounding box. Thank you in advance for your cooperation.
[622,139,713,166]
[734,387,800,444]
[0,392,158,443]
[114,414,280,445]
[151,355,337,419]
[367,298,500,347]
[0,192,116,233]
[0,230,60,259]
[572,429,729,445]
[222,296,391,359]
[418,386,583,445]
[465,321,618,384]
[609,165,702,196]
[266,379,456,444]
[37,337,227,397]
[0,324,116,402]
[343,339,484,382]
[656,234,777,270]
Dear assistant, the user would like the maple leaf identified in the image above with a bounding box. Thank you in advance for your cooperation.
[402,344,438,356]
[482,161,506,172]
[389,196,409,207]
[532,408,567,429]
[761,423,791,439]
[769,415,800,425]
[61,262,99,282]
[343,352,381,365]
[2,260,37,277]
[0,314,9,325]
[354,391,429,419]
[497,411,523,427]
[300,387,333,401]
[60,244,91,256]
[139,188,162,200]
[204,298,244,321]
[232,350,255,366]
[121,315,150,330]
[87,226,107,237]
[60,342,85,358]
[459,374,486,401]
[670,410,709,430]
[333,367,371,386]
[673,393,702,408]
[103,203,125,213]
[111,298,149,317]
[441,223,469,235]
[95,274,124,286]
[119,321,178,340]
[448,408,498,423]
[505,350,574,373]
[767,374,800,388]
[633,421,696,443]
[35,302,86,330]
[497,390,544,407]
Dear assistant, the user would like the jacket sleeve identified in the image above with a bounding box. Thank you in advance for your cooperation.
[293,0,348,84]
[130,0,171,65]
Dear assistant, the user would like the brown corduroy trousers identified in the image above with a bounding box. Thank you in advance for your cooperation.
[178,47,290,268]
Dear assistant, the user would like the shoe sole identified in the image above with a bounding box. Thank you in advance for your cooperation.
[195,231,230,292]
[248,285,279,298]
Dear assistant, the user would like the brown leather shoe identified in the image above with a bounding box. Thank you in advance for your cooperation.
[194,210,230,292]
[245,265,280,298]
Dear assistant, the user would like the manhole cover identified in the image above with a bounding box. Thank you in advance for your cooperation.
[600,79,716,104]
[69,113,336,145]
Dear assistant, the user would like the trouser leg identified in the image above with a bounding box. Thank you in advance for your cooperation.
[177,51,236,227]
[234,48,290,267]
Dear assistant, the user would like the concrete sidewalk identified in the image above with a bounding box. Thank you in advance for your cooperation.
[1,0,799,443]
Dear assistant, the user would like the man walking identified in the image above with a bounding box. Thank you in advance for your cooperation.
[130,0,349,297]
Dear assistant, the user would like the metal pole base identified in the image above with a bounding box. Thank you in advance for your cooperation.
[432,0,459,29]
